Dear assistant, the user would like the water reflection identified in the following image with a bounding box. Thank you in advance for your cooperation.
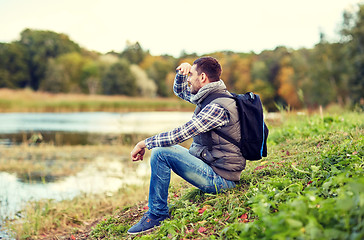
[0,157,150,236]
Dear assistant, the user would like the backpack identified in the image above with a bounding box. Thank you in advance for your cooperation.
[201,91,269,161]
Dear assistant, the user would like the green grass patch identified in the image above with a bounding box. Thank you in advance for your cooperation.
[89,111,364,239]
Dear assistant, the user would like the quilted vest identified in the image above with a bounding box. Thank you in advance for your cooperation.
[189,90,246,181]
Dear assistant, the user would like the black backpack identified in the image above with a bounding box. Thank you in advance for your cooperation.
[201,91,269,161]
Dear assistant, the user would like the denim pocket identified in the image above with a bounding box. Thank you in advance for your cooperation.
[201,149,215,164]
[189,145,204,159]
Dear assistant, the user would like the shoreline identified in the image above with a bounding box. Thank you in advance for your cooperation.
[0,144,152,239]
[0,88,194,113]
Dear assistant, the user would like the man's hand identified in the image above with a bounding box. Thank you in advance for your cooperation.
[131,140,146,161]
[176,63,191,75]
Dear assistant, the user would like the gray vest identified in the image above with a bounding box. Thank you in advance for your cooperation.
[189,91,246,181]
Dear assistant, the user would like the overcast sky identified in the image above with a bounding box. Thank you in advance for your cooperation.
[0,0,362,56]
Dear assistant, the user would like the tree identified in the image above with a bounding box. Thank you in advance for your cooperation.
[251,60,276,110]
[275,55,301,108]
[19,29,81,90]
[255,47,293,110]
[303,37,339,107]
[40,52,89,93]
[290,48,311,108]
[0,42,29,88]
[40,58,70,93]
[120,41,147,64]
[231,56,253,93]
[56,52,87,92]
[80,61,101,94]
[130,64,157,97]
[101,59,137,96]
[340,4,364,106]
[141,55,175,97]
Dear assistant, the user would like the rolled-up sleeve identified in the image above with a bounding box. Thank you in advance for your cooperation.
[173,73,192,103]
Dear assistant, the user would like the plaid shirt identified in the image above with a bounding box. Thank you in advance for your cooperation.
[145,73,230,149]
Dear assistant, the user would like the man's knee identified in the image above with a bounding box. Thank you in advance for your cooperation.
[151,146,180,157]
[150,147,168,166]
[150,146,184,166]
[150,147,164,158]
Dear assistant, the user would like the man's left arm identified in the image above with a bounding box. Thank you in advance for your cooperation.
[144,103,229,149]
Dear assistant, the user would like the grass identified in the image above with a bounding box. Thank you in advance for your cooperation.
[89,110,364,240]
[4,110,364,239]
[7,185,152,239]
[0,88,194,113]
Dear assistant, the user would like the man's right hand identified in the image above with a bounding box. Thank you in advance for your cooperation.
[131,140,146,161]
[176,63,191,75]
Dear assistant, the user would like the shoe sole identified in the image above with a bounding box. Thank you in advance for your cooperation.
[127,226,157,235]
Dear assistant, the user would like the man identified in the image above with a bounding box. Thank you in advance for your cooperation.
[128,56,245,234]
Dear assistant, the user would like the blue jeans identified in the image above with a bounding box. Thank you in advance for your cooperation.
[148,145,236,217]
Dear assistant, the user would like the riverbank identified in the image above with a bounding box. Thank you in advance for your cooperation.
[87,111,364,239]
[0,144,150,239]
[1,140,193,239]
[0,88,194,113]
[3,110,363,239]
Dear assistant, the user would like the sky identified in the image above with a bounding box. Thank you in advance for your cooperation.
[0,0,363,57]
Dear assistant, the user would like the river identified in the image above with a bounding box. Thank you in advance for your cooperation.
[0,111,193,135]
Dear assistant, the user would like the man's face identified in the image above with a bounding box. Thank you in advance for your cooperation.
[187,64,203,94]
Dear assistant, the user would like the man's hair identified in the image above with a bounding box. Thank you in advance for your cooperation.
[193,57,222,82]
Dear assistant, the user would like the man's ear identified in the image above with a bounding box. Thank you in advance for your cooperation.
[201,72,209,83]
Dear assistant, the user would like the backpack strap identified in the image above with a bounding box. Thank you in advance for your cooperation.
[199,92,240,151]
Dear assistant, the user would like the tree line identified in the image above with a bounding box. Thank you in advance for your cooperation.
[1,4,363,112]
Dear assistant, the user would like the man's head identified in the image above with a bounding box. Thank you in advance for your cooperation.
[187,57,222,94]
[193,57,222,82]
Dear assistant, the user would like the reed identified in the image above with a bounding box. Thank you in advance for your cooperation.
[0,88,194,113]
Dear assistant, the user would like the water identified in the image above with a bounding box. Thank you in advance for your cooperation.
[0,157,150,217]
[0,112,192,135]
[0,157,151,239]
[0,111,193,239]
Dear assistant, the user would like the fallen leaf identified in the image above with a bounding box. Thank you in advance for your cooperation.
[240,213,248,220]
[198,205,211,214]
[198,207,206,214]
[186,228,194,234]
[198,227,207,233]
[254,165,267,171]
